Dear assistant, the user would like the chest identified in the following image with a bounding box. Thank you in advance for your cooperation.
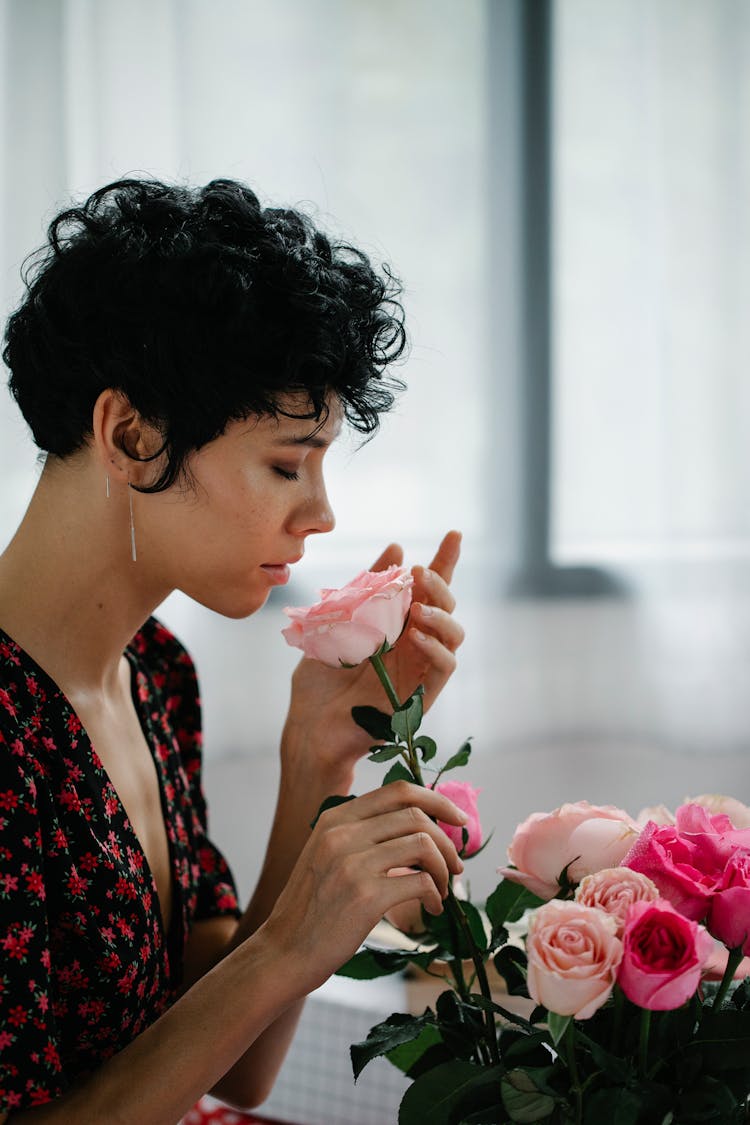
[69,666,174,935]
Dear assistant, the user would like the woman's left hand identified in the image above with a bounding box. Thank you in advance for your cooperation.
[281,530,464,782]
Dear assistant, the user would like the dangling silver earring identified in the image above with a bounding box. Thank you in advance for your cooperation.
[105,474,110,499]
[128,483,137,562]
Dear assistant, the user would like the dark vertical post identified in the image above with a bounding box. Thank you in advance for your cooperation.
[507,0,624,597]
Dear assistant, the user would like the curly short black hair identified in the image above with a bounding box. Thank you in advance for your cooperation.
[2,177,406,493]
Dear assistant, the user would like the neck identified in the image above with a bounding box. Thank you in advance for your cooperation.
[0,456,172,698]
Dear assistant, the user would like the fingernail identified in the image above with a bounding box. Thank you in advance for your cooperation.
[412,628,427,642]
[418,604,433,617]
[456,808,469,822]
[422,569,432,581]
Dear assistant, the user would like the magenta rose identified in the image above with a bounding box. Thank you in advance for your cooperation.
[689,794,750,830]
[498,801,639,900]
[618,898,714,1010]
[707,850,750,954]
[282,565,413,667]
[526,900,623,1019]
[435,781,482,857]
[623,803,750,921]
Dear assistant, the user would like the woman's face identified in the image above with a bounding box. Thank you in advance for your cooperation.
[140,400,340,618]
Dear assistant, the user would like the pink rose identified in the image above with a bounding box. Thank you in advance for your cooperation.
[434,781,482,857]
[707,850,750,954]
[623,803,750,921]
[575,867,659,936]
[498,801,639,900]
[618,898,714,1010]
[526,900,623,1019]
[282,565,413,667]
[688,794,750,830]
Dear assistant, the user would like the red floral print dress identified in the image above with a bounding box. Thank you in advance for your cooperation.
[0,616,240,1114]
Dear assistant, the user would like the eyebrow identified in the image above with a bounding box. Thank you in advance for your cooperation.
[271,433,338,449]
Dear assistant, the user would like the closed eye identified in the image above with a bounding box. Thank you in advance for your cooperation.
[273,467,300,481]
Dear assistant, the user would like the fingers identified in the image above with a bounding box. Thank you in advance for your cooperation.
[427,530,462,585]
[360,807,464,875]
[409,602,465,653]
[411,564,457,615]
[327,779,469,830]
[370,834,452,899]
[370,542,404,572]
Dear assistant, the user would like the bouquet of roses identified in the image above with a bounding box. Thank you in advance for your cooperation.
[284,567,750,1125]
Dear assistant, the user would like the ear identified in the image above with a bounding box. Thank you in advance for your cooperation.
[92,389,164,486]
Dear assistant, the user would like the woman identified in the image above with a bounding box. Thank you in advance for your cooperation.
[0,178,466,1122]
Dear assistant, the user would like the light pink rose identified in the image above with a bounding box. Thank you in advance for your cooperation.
[498,801,639,900]
[618,898,714,1010]
[623,803,750,921]
[526,900,623,1019]
[635,804,675,827]
[688,794,750,830]
[434,781,482,857]
[282,565,413,667]
[575,868,659,936]
[707,850,750,954]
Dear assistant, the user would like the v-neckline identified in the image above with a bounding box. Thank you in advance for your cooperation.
[0,621,179,966]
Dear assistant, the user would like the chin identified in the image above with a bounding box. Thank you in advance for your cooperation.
[185,582,271,620]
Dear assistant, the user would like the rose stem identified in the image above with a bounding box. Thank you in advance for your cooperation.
[712,945,744,1011]
[610,985,625,1056]
[368,651,498,1063]
[638,1008,651,1077]
[368,652,425,786]
[445,889,500,1066]
[564,1024,583,1125]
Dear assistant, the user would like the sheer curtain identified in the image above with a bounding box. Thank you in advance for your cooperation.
[1,0,749,783]
[550,0,750,757]
[1,0,489,568]
[0,0,497,758]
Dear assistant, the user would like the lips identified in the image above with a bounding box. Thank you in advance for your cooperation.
[259,556,302,586]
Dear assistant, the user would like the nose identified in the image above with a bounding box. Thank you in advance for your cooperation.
[291,483,336,537]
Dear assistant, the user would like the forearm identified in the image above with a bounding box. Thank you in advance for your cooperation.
[210,735,354,1104]
[7,926,300,1125]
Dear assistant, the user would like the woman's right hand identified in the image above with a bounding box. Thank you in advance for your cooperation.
[262,781,467,993]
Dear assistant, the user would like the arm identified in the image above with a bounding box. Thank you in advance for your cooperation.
[5,782,466,1125]
[182,532,466,1105]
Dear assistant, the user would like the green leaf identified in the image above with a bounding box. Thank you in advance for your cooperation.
[368,744,404,763]
[582,1087,644,1125]
[693,1007,750,1071]
[350,1011,435,1081]
[494,945,529,997]
[485,880,545,931]
[391,688,424,742]
[385,1023,444,1076]
[351,704,395,741]
[675,1075,740,1122]
[469,993,537,1034]
[310,793,356,830]
[414,735,437,762]
[440,740,472,775]
[546,1011,571,1047]
[423,899,487,958]
[336,947,434,980]
[383,761,416,786]
[576,1029,632,1084]
[397,1061,504,1125]
[500,1070,556,1123]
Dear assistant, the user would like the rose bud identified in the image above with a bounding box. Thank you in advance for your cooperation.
[435,780,482,857]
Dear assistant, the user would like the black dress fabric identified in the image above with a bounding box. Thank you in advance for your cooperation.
[0,615,240,1113]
